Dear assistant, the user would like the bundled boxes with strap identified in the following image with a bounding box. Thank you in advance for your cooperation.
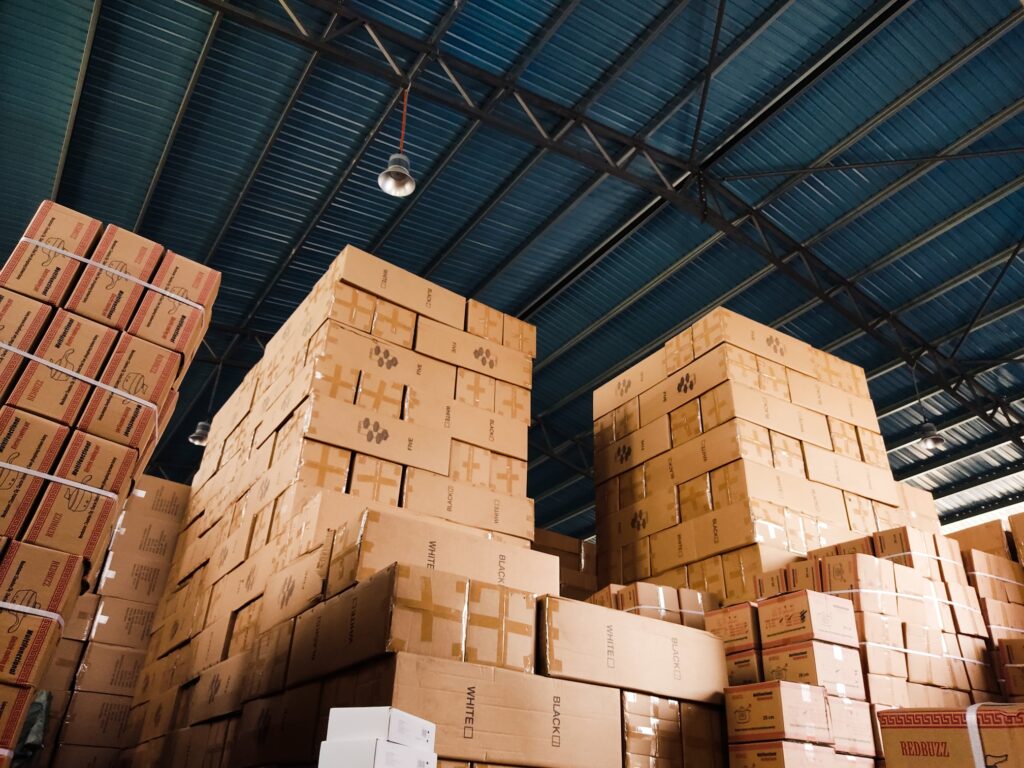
[0,200,218,763]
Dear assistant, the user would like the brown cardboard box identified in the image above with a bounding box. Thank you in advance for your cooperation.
[371,298,416,348]
[61,691,133,748]
[0,540,84,621]
[51,744,124,768]
[124,474,189,524]
[594,348,667,419]
[539,596,727,703]
[949,520,1013,560]
[502,314,537,358]
[663,327,694,375]
[827,695,876,756]
[587,584,626,609]
[0,683,32,750]
[416,316,531,389]
[190,653,249,724]
[700,380,831,447]
[328,245,465,329]
[724,680,831,744]
[257,548,324,633]
[0,608,60,687]
[403,468,534,539]
[456,367,496,410]
[0,288,50,401]
[0,406,69,537]
[821,554,898,616]
[65,225,163,329]
[494,380,530,424]
[466,299,503,344]
[874,526,942,582]
[91,596,156,648]
[127,251,220,359]
[109,508,178,563]
[40,637,84,690]
[617,582,682,623]
[728,741,836,768]
[679,587,717,629]
[1,200,102,304]
[804,443,898,505]
[705,603,759,653]
[726,649,763,685]
[877,705,1024,768]
[7,309,118,425]
[756,568,787,600]
[602,489,679,554]
[758,590,859,649]
[66,591,99,641]
[967,550,1024,604]
[857,611,908,678]
[711,459,846,524]
[466,580,536,673]
[241,618,293,702]
[326,508,559,598]
[787,370,880,431]
[866,673,910,707]
[722,544,800,604]
[594,415,671,482]
[786,560,822,593]
[407,383,529,460]
[761,640,866,699]
[79,332,181,448]
[692,308,818,375]
[97,547,171,604]
[348,652,621,768]
[75,642,146,696]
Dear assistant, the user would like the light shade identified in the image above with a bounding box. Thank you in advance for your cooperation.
[188,420,211,447]
[917,422,945,452]
[378,153,415,197]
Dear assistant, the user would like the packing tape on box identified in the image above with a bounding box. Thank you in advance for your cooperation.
[392,564,468,650]
[18,237,205,315]
[0,600,64,629]
[0,459,117,502]
[0,339,159,417]
[466,580,534,670]
[967,571,1024,589]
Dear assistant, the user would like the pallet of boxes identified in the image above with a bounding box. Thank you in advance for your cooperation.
[590,306,1018,765]
[120,245,730,768]
[0,201,218,767]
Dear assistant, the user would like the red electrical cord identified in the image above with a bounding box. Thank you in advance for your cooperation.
[399,88,409,154]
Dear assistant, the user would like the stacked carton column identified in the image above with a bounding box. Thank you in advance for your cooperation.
[0,201,217,764]
[593,307,938,605]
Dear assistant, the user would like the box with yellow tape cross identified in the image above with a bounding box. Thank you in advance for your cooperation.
[465,579,536,673]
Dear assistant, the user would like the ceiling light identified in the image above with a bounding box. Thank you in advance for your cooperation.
[378,152,415,197]
[188,420,210,447]
[917,422,945,452]
[378,88,415,197]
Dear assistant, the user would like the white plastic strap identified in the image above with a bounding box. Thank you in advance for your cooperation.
[620,605,705,617]
[826,587,982,615]
[0,600,64,629]
[0,460,116,501]
[968,571,1024,589]
[859,640,985,665]
[966,703,993,768]
[0,339,157,416]
[19,236,204,313]
[878,550,962,567]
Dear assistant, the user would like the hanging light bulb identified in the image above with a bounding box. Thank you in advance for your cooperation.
[378,89,415,197]
[917,422,945,452]
[188,421,210,447]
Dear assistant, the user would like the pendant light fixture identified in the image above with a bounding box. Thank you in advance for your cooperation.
[188,362,221,449]
[911,362,945,452]
[378,89,416,197]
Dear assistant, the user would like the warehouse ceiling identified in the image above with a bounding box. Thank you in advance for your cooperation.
[3,0,1024,535]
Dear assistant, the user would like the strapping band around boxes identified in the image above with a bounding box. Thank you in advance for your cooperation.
[620,606,706,619]
[966,703,997,768]
[0,340,159,418]
[19,237,205,316]
[0,460,117,502]
[877,550,963,567]
[826,587,983,616]
[0,600,65,630]
[967,571,1024,589]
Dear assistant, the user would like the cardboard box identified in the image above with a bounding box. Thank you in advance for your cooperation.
[40,637,84,690]
[827,695,876,756]
[804,443,898,505]
[416,316,531,389]
[190,653,249,724]
[8,309,118,425]
[594,416,671,482]
[241,618,293,702]
[713,459,846,524]
[726,649,762,685]
[0,683,32,750]
[502,315,537,358]
[60,691,133,748]
[326,508,559,598]
[0,406,69,537]
[539,596,726,703]
[318,739,437,768]
[1,200,102,304]
[786,560,821,593]
[866,673,909,708]
[109,508,179,563]
[403,468,534,540]
[857,612,908,678]
[874,526,943,582]
[456,367,496,411]
[787,370,880,431]
[617,582,681,623]
[326,706,436,750]
[65,591,99,641]
[259,548,323,634]
[594,348,667,419]
[0,288,50,401]
[700,380,831,447]
[328,245,465,329]
[74,642,146,696]
[127,251,220,359]
[79,332,181,448]
[948,520,1013,561]
[602,489,679,553]
[466,580,536,673]
[124,474,189,524]
[722,544,801,605]
[344,653,621,768]
[728,741,836,768]
[693,308,818,375]
[705,603,759,653]
[758,590,859,649]
[761,640,867,700]
[466,299,503,344]
[821,553,898,616]
[65,225,164,329]
[0,540,83,621]
[724,680,831,744]
[97,547,171,605]
[877,705,1024,768]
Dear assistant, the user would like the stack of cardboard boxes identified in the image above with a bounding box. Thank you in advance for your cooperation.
[531,528,598,599]
[38,475,189,767]
[122,245,730,768]
[592,307,938,602]
[0,200,217,763]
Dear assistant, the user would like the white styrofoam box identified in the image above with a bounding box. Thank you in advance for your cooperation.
[325,707,435,751]
[318,739,437,768]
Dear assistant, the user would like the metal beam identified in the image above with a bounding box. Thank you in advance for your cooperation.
[940,490,1024,523]
[930,456,1024,500]
[52,0,103,198]
[894,429,1024,482]
[434,0,790,290]
[540,501,596,530]
[135,12,222,230]
[366,0,584,255]
[534,472,590,503]
[886,395,1024,454]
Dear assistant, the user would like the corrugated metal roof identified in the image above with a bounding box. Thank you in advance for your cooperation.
[3,0,1024,530]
